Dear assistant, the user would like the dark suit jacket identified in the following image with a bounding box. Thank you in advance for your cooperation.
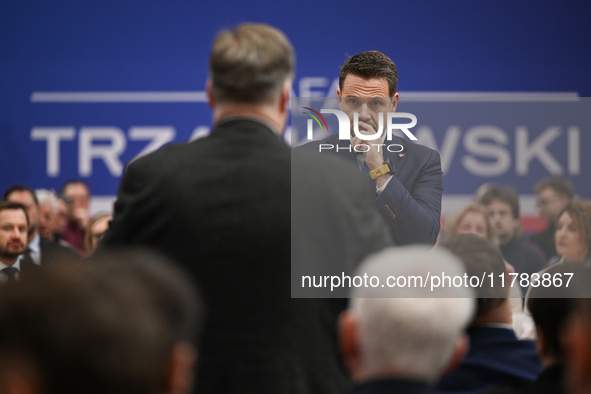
[352,379,434,394]
[39,237,80,264]
[101,118,392,394]
[301,133,443,245]
[436,326,541,394]
[529,225,556,262]
[485,364,564,394]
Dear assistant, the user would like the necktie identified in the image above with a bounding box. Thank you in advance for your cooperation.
[2,266,19,284]
[20,248,34,267]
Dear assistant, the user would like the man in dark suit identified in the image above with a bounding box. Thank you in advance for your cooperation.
[101,23,392,394]
[438,235,542,394]
[301,51,443,245]
[0,201,32,284]
[486,263,584,394]
[4,184,79,264]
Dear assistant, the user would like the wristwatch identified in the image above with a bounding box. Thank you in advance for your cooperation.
[369,158,396,180]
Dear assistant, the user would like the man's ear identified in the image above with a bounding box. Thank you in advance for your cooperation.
[391,93,400,112]
[166,342,197,394]
[280,80,291,114]
[206,80,215,109]
[441,333,469,376]
[338,310,361,380]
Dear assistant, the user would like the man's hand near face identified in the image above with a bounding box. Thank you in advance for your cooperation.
[351,121,392,189]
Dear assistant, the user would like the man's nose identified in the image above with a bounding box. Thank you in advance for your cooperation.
[358,103,371,120]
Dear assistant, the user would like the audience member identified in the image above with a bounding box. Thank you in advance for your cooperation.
[4,184,78,265]
[554,200,591,264]
[54,196,69,234]
[101,23,392,394]
[0,201,30,284]
[339,245,474,394]
[444,203,523,315]
[479,185,546,279]
[563,267,591,394]
[444,203,498,245]
[437,234,541,394]
[35,189,59,242]
[60,179,91,256]
[0,250,203,394]
[487,263,584,394]
[531,177,574,261]
[85,213,112,256]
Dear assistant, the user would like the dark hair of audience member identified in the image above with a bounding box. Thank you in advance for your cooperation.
[527,263,586,360]
[534,177,575,200]
[0,249,204,394]
[3,184,39,206]
[479,184,520,219]
[0,200,30,227]
[440,234,508,319]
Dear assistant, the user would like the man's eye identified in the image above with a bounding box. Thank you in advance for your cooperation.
[347,99,358,105]
[371,100,382,107]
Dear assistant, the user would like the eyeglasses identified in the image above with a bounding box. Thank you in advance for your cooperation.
[536,194,560,208]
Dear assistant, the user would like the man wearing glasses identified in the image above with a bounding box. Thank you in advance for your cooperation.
[531,177,575,261]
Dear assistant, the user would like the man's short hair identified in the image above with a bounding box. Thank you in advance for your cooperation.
[60,179,91,197]
[0,200,29,227]
[339,51,398,97]
[528,263,585,360]
[209,23,295,105]
[350,246,474,383]
[3,184,38,206]
[440,234,508,318]
[479,184,520,219]
[534,176,575,200]
[0,249,203,394]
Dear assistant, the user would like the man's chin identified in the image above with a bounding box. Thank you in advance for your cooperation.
[5,248,25,258]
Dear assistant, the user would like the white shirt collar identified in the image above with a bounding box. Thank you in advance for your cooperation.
[29,233,40,253]
[0,258,21,271]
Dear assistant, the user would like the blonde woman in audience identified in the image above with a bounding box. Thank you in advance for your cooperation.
[444,203,498,245]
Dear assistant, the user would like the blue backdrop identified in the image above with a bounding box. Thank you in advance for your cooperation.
[1,1,590,200]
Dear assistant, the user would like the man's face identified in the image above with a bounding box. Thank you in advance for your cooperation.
[6,190,39,235]
[55,199,68,232]
[486,199,519,245]
[537,187,569,224]
[63,183,90,219]
[38,202,56,239]
[337,75,398,138]
[0,209,28,262]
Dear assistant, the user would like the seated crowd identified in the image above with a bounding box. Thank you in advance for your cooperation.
[0,176,590,394]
